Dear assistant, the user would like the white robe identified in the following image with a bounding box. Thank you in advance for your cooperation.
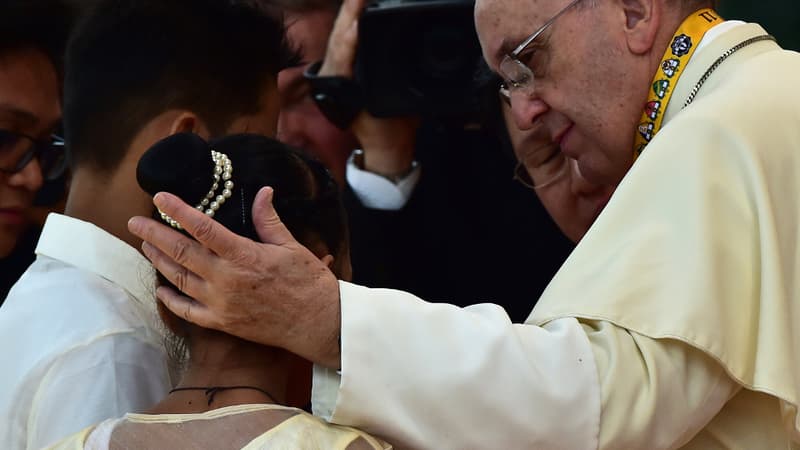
[312,23,800,449]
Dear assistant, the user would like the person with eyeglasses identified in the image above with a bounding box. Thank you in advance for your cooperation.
[501,101,614,242]
[131,0,800,447]
[276,0,574,324]
[0,0,72,303]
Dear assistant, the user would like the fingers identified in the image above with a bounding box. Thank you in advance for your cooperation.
[156,286,216,329]
[319,0,367,77]
[151,192,249,261]
[129,214,218,280]
[252,187,296,246]
[141,241,207,300]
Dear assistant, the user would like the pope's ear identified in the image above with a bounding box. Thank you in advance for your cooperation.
[620,0,661,55]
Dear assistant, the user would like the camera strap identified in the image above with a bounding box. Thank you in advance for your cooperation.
[304,61,364,130]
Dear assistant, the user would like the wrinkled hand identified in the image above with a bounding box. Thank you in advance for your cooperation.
[321,0,419,178]
[128,187,342,369]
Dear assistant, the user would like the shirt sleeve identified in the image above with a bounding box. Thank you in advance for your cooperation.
[313,282,601,450]
[582,320,739,449]
[27,333,171,450]
[345,151,421,211]
[312,282,739,449]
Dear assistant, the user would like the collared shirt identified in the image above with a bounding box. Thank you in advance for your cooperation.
[0,214,172,450]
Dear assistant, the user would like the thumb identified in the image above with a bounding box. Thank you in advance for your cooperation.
[252,187,295,245]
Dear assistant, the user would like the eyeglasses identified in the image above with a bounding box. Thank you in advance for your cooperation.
[499,0,583,104]
[512,143,571,190]
[0,129,67,181]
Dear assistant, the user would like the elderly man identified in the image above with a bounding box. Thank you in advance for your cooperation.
[129,0,800,447]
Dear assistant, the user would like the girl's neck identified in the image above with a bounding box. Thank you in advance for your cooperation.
[149,330,292,414]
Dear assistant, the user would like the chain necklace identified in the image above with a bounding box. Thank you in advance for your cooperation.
[682,34,776,108]
[169,385,278,406]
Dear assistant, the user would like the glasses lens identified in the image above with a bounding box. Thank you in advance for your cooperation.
[499,57,533,91]
[39,136,67,181]
[0,130,36,174]
[0,129,18,151]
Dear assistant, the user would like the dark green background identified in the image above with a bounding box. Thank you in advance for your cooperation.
[720,1,800,50]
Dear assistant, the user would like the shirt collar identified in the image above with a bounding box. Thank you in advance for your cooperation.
[35,213,158,316]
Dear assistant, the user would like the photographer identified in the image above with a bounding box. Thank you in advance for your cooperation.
[302,0,579,321]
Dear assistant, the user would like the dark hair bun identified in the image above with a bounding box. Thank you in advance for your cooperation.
[137,132,215,203]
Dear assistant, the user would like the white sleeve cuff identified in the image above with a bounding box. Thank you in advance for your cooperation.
[345,150,421,211]
[311,364,341,421]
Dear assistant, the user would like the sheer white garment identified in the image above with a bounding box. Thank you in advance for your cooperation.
[46,404,391,450]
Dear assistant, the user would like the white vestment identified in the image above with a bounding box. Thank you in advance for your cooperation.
[311,23,800,449]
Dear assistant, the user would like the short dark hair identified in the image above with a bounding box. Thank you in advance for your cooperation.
[0,0,76,76]
[63,0,299,173]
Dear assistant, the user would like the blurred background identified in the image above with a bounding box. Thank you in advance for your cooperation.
[720,0,799,50]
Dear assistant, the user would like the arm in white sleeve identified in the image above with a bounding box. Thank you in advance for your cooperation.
[345,150,421,211]
[313,282,739,450]
[27,333,171,449]
[314,282,601,450]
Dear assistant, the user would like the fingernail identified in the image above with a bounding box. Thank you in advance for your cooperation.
[141,241,154,257]
[153,192,169,209]
[128,217,142,233]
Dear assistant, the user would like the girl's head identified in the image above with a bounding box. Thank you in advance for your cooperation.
[136,132,349,355]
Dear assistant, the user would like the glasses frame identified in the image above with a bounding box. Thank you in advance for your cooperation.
[498,0,583,104]
[512,153,573,190]
[0,129,66,180]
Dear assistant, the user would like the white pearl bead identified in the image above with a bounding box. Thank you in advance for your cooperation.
[222,189,232,198]
[216,195,225,204]
[210,201,219,210]
[224,181,233,190]
[201,199,209,206]
[205,209,215,217]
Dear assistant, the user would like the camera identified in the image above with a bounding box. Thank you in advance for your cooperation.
[354,0,483,119]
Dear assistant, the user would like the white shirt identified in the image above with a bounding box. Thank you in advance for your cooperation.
[345,150,421,210]
[0,214,172,450]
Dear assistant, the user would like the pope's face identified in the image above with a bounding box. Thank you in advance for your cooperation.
[476,0,653,187]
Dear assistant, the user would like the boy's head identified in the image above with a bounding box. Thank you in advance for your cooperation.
[64,0,298,175]
[62,0,298,243]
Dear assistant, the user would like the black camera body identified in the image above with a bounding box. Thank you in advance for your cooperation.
[354,0,482,119]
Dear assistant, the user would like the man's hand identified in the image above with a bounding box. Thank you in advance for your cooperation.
[321,0,419,179]
[128,187,342,369]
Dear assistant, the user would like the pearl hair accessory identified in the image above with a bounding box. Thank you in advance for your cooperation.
[158,149,234,230]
